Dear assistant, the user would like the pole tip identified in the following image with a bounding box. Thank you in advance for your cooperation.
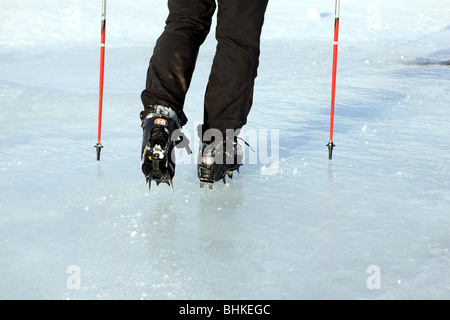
[327,141,335,160]
[95,143,103,161]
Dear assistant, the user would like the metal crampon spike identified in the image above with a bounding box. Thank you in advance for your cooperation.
[200,181,214,190]
[167,179,174,192]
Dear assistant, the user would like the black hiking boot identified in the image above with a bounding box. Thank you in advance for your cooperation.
[140,105,190,191]
[197,135,243,190]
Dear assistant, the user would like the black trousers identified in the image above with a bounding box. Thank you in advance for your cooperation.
[141,0,268,134]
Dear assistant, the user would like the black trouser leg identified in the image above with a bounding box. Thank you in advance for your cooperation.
[202,0,268,134]
[141,0,216,126]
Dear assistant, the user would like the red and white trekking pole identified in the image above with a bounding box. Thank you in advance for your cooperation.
[95,0,107,161]
[327,0,340,160]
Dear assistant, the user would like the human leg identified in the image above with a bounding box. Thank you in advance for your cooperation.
[141,0,217,126]
[141,0,216,188]
[198,0,269,188]
[201,0,269,134]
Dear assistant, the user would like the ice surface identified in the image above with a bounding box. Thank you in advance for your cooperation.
[0,0,449,299]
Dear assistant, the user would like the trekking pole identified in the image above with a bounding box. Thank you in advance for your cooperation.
[327,0,340,160]
[95,0,107,161]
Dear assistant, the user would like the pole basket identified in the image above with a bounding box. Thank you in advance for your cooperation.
[327,141,335,160]
[95,143,103,161]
